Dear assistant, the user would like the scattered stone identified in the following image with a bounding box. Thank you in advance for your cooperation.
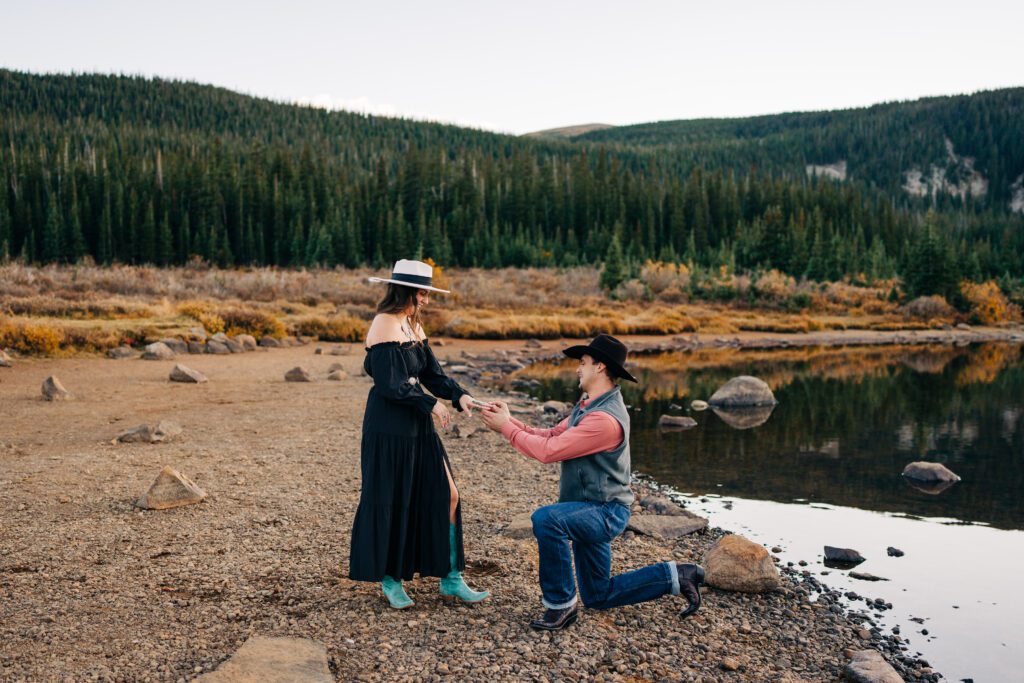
[135,466,206,510]
[328,363,345,373]
[448,364,472,374]
[431,339,446,347]
[720,657,740,672]
[187,327,208,341]
[329,346,350,356]
[657,414,698,430]
[224,338,245,354]
[502,512,535,540]
[708,375,778,407]
[886,547,905,557]
[712,405,776,430]
[106,345,136,359]
[259,336,281,348]
[639,494,688,516]
[849,571,889,582]
[205,341,231,355]
[542,400,571,415]
[627,511,707,539]
[169,364,208,384]
[158,338,189,354]
[115,421,182,444]
[187,341,205,354]
[703,534,782,592]
[902,461,960,483]
[844,649,902,683]
[142,342,175,360]
[235,334,257,351]
[525,339,542,348]
[42,376,72,401]
[285,367,313,382]
[824,546,865,567]
[327,370,348,381]
[314,347,323,355]
[197,636,332,683]
[691,399,709,411]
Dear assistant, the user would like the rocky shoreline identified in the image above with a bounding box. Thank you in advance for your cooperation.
[0,333,963,681]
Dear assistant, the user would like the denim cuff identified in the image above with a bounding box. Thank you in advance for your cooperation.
[667,561,680,596]
[542,594,578,610]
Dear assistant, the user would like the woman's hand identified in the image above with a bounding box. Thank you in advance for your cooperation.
[432,401,452,429]
[459,394,478,416]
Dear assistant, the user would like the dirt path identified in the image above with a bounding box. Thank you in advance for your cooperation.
[1,338,933,682]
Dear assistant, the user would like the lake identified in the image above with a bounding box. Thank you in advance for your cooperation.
[503,342,1024,682]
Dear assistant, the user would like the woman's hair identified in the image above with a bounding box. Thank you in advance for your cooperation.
[376,283,424,341]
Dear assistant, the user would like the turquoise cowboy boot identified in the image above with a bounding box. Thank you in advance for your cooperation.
[381,575,414,609]
[439,523,490,603]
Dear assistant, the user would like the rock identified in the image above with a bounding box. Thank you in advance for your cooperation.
[703,534,782,592]
[205,341,231,355]
[639,494,688,516]
[211,332,230,343]
[197,636,332,683]
[285,367,313,382]
[235,334,257,351]
[328,363,345,373]
[849,571,889,582]
[627,511,707,539]
[187,341,205,354]
[956,323,971,331]
[224,338,245,354]
[886,547,905,557]
[448,365,472,374]
[502,512,535,540]
[135,466,206,510]
[542,400,571,415]
[657,415,698,430]
[691,399,708,411]
[115,420,182,444]
[329,346,350,356]
[824,546,865,567]
[901,461,960,483]
[169,364,208,383]
[844,649,902,683]
[259,336,281,348]
[187,327,208,341]
[0,349,12,367]
[432,339,446,347]
[708,376,778,407]
[327,370,348,381]
[42,376,72,401]
[720,657,740,671]
[106,345,136,359]
[314,347,323,355]
[158,338,189,354]
[142,342,175,360]
[525,339,543,348]
[712,405,775,430]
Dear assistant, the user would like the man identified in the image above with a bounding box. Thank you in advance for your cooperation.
[481,334,704,630]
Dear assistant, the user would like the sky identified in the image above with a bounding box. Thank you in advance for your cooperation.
[3,0,1022,134]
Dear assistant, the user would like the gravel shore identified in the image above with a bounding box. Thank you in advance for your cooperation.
[0,337,939,681]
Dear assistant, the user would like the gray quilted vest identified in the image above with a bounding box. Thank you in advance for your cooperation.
[558,386,633,506]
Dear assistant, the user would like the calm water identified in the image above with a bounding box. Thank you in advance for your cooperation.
[503,343,1024,682]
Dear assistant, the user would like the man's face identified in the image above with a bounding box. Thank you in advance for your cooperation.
[576,354,605,392]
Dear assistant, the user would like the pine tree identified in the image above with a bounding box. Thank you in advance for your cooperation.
[600,232,626,291]
[42,197,63,263]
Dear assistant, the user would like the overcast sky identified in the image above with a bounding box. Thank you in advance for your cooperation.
[4,0,1021,134]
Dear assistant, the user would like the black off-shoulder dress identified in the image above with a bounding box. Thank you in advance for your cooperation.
[348,339,468,581]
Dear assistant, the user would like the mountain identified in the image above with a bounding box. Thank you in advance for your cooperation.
[524,123,615,139]
[1,69,1022,291]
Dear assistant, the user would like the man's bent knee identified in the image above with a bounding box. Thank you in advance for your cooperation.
[531,505,558,534]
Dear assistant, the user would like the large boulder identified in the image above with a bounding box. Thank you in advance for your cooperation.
[824,546,865,567]
[224,338,245,354]
[844,649,903,683]
[205,341,231,355]
[259,336,281,348]
[107,345,136,359]
[285,367,313,382]
[158,338,189,354]
[901,461,960,482]
[703,534,781,592]
[42,376,72,401]
[708,376,778,408]
[712,405,775,430]
[187,341,205,354]
[135,466,206,510]
[639,494,688,516]
[197,636,332,683]
[142,342,175,360]
[235,334,257,351]
[502,512,536,540]
[627,511,707,540]
[169,364,208,383]
[658,415,698,430]
[116,420,183,444]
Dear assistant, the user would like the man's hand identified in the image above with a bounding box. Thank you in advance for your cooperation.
[480,400,511,432]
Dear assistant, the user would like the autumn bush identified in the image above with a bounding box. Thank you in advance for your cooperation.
[901,295,956,320]
[221,308,287,339]
[961,280,1020,325]
[0,316,63,355]
[292,313,368,342]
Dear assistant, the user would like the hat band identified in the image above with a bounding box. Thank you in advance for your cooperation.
[390,273,433,287]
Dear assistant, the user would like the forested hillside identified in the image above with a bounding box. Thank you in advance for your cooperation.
[1,70,1022,299]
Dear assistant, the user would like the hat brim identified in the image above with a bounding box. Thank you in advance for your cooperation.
[367,277,450,294]
[563,345,639,383]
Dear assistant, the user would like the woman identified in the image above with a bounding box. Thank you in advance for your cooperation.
[349,259,490,609]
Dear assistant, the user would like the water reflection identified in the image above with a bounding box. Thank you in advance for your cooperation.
[506,343,1024,530]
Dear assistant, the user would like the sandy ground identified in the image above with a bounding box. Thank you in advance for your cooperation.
[0,337,941,682]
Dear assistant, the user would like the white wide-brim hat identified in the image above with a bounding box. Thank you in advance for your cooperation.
[368,259,450,293]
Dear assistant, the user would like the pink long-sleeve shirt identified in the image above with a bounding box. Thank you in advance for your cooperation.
[499,393,624,464]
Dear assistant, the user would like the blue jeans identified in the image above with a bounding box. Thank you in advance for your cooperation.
[531,501,680,610]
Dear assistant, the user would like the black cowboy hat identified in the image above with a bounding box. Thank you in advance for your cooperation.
[563,333,638,383]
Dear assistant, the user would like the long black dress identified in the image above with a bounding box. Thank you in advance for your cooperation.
[348,339,468,581]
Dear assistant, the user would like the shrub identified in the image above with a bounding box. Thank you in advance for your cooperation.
[221,308,287,339]
[961,280,1019,325]
[178,301,225,333]
[293,313,368,342]
[0,317,63,355]
[901,295,955,320]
